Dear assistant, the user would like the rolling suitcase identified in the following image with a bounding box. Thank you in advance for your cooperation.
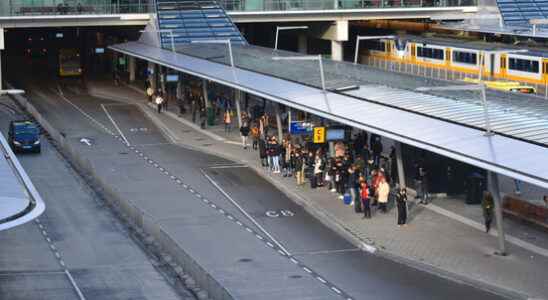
[310,175,317,189]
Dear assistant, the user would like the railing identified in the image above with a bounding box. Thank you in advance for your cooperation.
[218,0,476,12]
[6,3,151,17]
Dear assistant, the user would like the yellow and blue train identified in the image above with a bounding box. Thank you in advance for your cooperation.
[360,35,548,88]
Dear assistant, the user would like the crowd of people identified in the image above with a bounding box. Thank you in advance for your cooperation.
[241,114,409,226]
[146,78,413,226]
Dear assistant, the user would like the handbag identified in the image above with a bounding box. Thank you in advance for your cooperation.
[325,173,332,182]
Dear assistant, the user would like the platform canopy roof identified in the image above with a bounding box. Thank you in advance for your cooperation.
[110,41,548,189]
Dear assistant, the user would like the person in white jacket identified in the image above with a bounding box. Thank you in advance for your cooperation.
[377,177,390,213]
[313,155,323,187]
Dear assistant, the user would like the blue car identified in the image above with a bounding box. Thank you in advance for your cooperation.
[8,120,41,153]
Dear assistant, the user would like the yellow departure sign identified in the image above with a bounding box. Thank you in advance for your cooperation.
[313,127,326,144]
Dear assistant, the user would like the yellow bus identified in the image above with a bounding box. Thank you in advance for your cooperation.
[59,48,82,77]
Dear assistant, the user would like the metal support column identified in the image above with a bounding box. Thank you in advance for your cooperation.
[287,108,292,133]
[235,90,242,128]
[202,79,210,108]
[275,105,283,142]
[488,171,507,256]
[395,141,406,189]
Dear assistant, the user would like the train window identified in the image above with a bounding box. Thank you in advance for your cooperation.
[416,46,444,60]
[508,58,539,73]
[452,51,477,65]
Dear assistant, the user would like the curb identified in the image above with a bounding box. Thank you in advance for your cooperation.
[137,99,531,300]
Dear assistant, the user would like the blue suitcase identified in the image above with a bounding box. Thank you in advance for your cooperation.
[343,193,352,205]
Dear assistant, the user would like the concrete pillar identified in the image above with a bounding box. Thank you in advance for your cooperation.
[298,34,308,54]
[275,105,283,142]
[488,171,507,256]
[331,40,343,61]
[202,79,210,108]
[128,56,136,82]
[235,90,242,128]
[395,141,406,189]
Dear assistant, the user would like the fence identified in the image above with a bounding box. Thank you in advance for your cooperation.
[361,55,548,99]
[218,0,476,11]
[5,3,151,16]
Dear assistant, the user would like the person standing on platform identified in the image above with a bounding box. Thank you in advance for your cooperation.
[360,181,371,219]
[482,191,494,233]
[155,92,164,114]
[251,124,260,150]
[396,188,408,226]
[295,151,305,186]
[146,86,154,103]
[259,137,268,167]
[223,110,232,134]
[240,121,250,149]
[377,177,390,213]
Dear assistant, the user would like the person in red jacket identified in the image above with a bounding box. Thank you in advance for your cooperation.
[360,181,371,219]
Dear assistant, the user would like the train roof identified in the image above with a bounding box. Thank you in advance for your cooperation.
[398,35,548,58]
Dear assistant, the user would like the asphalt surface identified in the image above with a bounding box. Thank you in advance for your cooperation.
[5,57,510,299]
[0,95,188,300]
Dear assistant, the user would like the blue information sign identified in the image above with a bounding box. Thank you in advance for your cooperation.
[290,121,313,135]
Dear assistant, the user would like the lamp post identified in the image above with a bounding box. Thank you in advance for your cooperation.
[140,29,176,52]
[354,35,396,65]
[274,26,308,51]
[191,39,235,68]
[272,55,331,112]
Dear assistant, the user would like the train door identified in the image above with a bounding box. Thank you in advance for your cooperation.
[489,53,495,77]
[386,40,393,59]
[499,54,507,78]
[410,43,416,63]
[445,48,451,67]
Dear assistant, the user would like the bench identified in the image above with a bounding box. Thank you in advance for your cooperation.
[503,195,548,230]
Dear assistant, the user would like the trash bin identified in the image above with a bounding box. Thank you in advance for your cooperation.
[465,172,486,204]
[207,107,215,126]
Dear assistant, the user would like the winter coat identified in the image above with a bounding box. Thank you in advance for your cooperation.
[360,184,369,200]
[377,182,390,203]
[240,125,250,136]
[294,156,304,171]
[259,139,267,158]
[314,158,323,175]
